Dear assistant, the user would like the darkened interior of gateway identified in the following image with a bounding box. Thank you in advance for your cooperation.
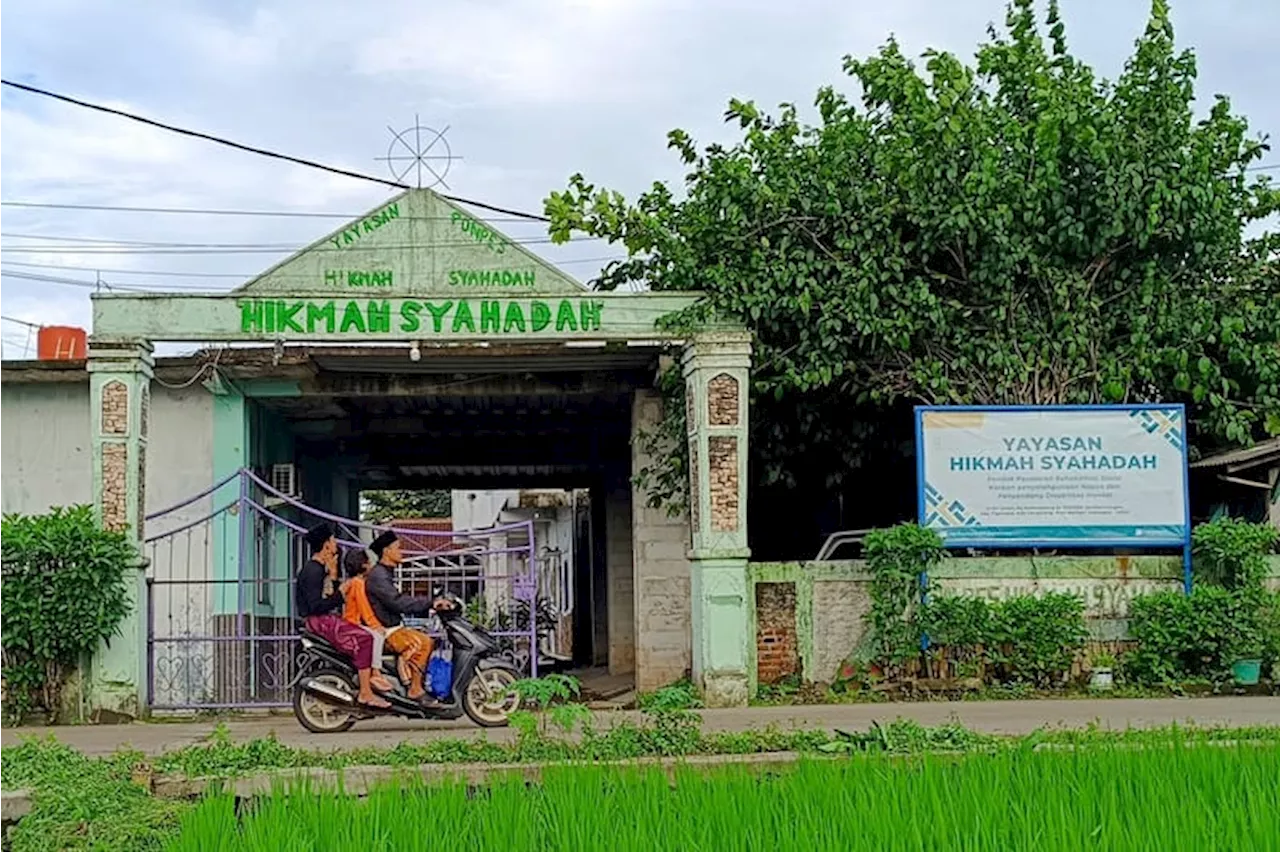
[238,345,656,668]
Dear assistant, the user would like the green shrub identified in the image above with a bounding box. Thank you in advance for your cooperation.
[919,595,993,679]
[1,506,136,723]
[987,593,1088,687]
[864,523,945,669]
[1125,518,1280,685]
[1192,517,1278,591]
[1125,586,1265,684]
[916,592,1088,687]
[920,595,993,649]
[638,678,702,712]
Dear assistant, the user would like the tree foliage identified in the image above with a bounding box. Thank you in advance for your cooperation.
[546,0,1280,507]
[2,506,135,723]
[360,489,452,523]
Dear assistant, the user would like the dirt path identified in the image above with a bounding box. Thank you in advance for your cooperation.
[5,696,1279,757]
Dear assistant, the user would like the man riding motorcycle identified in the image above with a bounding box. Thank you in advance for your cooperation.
[294,522,390,710]
[364,530,452,705]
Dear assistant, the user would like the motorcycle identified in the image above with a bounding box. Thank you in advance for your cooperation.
[291,591,522,733]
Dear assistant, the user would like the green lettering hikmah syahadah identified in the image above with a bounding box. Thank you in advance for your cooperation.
[238,298,605,335]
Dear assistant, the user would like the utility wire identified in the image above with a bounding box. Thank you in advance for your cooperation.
[1,315,41,328]
[0,201,539,221]
[0,231,598,248]
[0,79,551,222]
[0,256,627,282]
[2,269,134,291]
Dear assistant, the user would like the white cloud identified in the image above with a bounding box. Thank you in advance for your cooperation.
[0,0,1277,356]
[351,0,668,105]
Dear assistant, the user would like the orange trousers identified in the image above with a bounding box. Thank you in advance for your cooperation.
[383,627,433,680]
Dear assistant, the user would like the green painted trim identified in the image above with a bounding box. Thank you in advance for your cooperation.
[751,556,1186,581]
[211,390,248,615]
[748,561,867,583]
[932,555,1183,581]
[240,379,302,398]
[90,292,720,343]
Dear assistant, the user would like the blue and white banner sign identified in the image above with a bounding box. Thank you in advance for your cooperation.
[916,405,1189,547]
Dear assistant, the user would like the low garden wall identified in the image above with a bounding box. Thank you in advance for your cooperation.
[747,555,1280,691]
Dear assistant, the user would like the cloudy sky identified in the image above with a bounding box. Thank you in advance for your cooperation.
[2,0,1277,358]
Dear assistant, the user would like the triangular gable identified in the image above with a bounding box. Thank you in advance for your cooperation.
[233,189,588,297]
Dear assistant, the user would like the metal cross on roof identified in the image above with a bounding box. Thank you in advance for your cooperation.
[376,115,461,189]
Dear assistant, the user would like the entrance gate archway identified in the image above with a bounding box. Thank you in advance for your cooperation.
[84,188,753,716]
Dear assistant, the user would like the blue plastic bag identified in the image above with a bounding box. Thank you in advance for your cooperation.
[428,651,453,698]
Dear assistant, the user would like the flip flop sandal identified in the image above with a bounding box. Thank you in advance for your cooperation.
[357,698,393,712]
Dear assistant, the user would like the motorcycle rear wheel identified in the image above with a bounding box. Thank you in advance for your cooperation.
[462,665,521,727]
[293,669,358,733]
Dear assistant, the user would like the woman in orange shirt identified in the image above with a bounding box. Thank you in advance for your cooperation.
[341,548,394,694]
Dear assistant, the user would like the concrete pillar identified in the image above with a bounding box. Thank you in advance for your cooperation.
[682,331,752,707]
[87,338,154,717]
[631,389,692,691]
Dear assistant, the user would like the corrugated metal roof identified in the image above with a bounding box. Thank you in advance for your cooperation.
[1190,437,1280,471]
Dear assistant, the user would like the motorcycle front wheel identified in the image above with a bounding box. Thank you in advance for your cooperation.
[292,669,358,733]
[462,664,521,727]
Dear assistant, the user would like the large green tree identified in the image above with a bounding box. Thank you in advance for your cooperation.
[546,0,1280,516]
[360,489,452,523]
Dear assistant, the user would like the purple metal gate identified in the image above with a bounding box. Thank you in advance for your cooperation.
[144,469,538,712]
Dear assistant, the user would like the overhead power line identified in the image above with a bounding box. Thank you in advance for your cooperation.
[0,201,540,222]
[1,230,597,248]
[1,269,128,291]
[0,79,550,222]
[1,256,626,285]
[1,315,42,329]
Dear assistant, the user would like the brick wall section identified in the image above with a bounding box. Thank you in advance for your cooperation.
[707,373,740,426]
[755,582,799,683]
[633,389,693,691]
[101,442,128,532]
[707,435,739,531]
[101,380,129,435]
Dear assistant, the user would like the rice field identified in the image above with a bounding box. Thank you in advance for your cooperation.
[169,740,1280,852]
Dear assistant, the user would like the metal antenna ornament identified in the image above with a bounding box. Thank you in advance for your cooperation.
[376,115,460,189]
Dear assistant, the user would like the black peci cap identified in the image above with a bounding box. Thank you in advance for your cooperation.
[305,522,334,553]
[370,530,398,557]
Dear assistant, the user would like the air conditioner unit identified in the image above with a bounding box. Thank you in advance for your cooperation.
[270,463,299,498]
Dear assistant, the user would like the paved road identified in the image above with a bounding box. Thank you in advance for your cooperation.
[5,696,1279,757]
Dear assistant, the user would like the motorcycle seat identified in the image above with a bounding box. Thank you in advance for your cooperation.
[299,629,337,650]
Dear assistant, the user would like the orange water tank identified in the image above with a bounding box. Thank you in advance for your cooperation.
[37,326,87,360]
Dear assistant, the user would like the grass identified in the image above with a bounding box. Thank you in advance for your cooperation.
[0,739,191,852]
[166,740,1280,851]
[149,716,1191,778]
[6,722,1280,851]
[753,677,1265,706]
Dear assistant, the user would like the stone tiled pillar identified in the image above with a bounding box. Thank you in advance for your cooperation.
[87,338,154,718]
[682,331,751,707]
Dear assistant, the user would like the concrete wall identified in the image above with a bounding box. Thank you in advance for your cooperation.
[1,381,93,514]
[142,386,220,708]
[2,376,219,710]
[630,389,693,691]
[746,555,1280,692]
[1,379,213,519]
[453,490,519,530]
